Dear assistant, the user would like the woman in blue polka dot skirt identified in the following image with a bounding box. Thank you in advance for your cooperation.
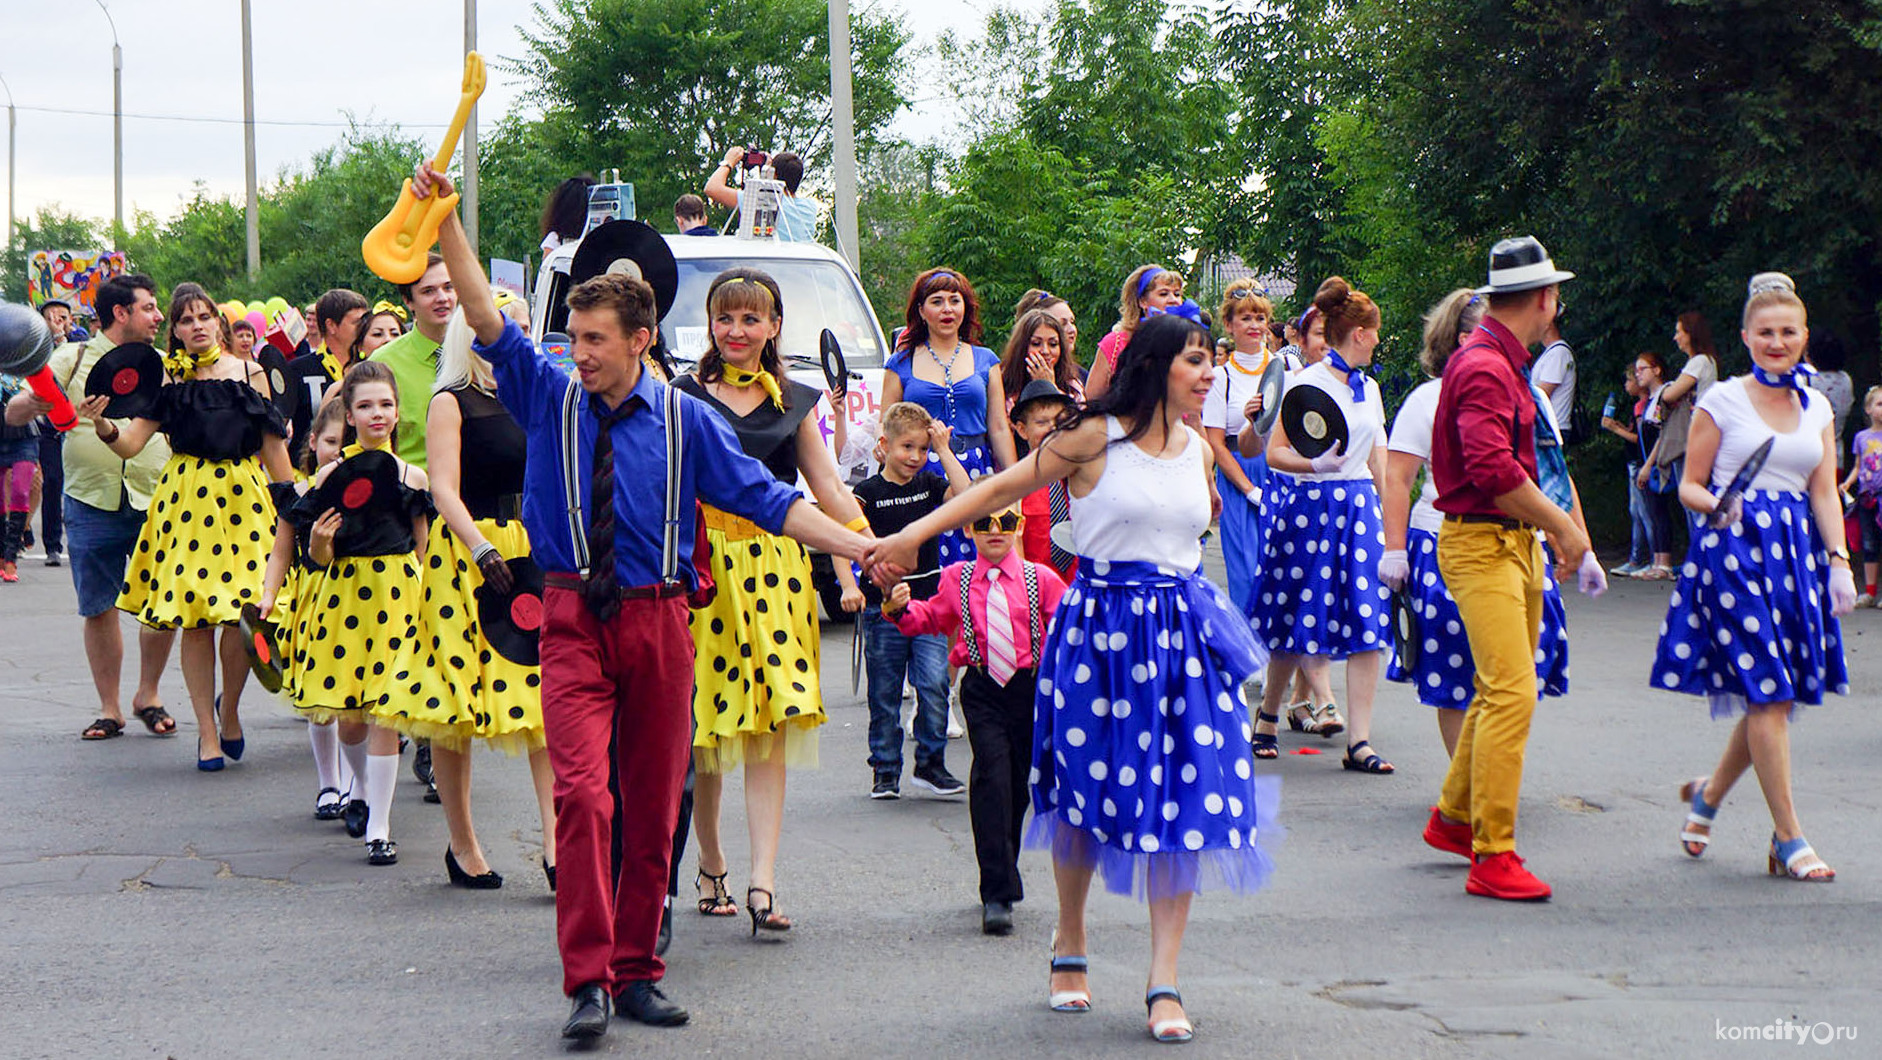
[1381,290,1570,755]
[880,268,1017,569]
[1251,278,1396,774]
[866,313,1276,1045]
[1652,274,1852,883]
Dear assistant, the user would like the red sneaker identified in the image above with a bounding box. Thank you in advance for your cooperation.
[1422,807,1473,859]
[1465,851,1552,901]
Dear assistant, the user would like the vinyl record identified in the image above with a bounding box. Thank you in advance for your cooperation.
[255,345,293,413]
[1390,590,1420,673]
[819,328,849,395]
[83,342,164,420]
[569,220,679,322]
[239,603,285,694]
[1279,384,1349,460]
[475,556,546,666]
[312,450,405,540]
[1251,357,1286,435]
[1709,437,1774,529]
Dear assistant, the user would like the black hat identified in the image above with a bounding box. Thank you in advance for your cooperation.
[84,341,164,420]
[1476,236,1575,295]
[476,557,546,665]
[1011,379,1075,419]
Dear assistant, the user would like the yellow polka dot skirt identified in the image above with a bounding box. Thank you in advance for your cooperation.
[689,515,824,774]
[118,454,277,629]
[377,517,543,755]
[288,553,422,724]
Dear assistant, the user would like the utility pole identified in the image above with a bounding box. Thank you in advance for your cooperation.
[241,0,259,279]
[463,0,480,255]
[1,74,14,257]
[829,0,859,271]
[94,1,122,240]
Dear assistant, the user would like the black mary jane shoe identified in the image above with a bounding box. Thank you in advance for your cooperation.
[313,787,345,821]
[614,979,689,1027]
[562,983,611,1040]
[366,839,399,866]
[445,847,503,889]
[342,799,369,838]
[983,901,1014,935]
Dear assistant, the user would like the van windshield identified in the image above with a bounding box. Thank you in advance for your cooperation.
[660,258,886,372]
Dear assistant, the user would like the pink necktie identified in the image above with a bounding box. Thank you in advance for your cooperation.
[985,566,1017,686]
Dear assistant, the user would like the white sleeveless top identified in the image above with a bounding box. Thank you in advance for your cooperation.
[1070,416,1209,573]
[1697,376,1832,493]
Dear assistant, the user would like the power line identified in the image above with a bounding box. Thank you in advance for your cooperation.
[13,103,448,129]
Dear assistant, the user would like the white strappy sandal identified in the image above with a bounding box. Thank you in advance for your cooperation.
[1146,986,1193,1044]
[1679,776,1717,858]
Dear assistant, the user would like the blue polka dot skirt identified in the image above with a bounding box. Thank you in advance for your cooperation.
[1386,527,1570,709]
[1255,478,1392,658]
[927,442,996,569]
[1215,450,1268,614]
[1651,491,1848,718]
[1027,559,1279,900]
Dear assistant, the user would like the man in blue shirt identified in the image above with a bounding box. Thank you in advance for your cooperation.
[418,161,870,1040]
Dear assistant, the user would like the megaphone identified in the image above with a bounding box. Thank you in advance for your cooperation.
[0,303,77,431]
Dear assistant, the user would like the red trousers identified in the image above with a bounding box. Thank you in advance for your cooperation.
[540,587,694,995]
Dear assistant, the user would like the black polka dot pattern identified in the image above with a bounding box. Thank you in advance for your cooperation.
[687,523,824,773]
[288,552,423,727]
[117,455,275,630]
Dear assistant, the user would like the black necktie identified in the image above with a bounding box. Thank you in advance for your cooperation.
[1046,480,1075,572]
[584,402,631,621]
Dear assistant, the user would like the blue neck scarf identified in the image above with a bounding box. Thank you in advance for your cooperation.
[1751,362,1815,395]
[1325,350,1368,403]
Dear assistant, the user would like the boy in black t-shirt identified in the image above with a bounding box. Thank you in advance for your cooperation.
[853,402,972,799]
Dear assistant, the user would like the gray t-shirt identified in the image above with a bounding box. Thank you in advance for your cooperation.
[1532,339,1576,429]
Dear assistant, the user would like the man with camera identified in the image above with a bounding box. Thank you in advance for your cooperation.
[703,146,819,243]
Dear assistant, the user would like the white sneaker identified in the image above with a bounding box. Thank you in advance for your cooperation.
[1858,593,1876,609]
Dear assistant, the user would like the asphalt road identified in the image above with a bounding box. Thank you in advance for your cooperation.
[2,541,1877,1059]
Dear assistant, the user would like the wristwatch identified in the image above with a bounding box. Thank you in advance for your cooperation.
[1831,546,1852,565]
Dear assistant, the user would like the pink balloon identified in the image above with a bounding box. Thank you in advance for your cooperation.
[245,311,268,334]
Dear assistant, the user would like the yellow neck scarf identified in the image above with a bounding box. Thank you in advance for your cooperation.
[164,344,222,379]
[319,345,347,384]
[722,361,785,411]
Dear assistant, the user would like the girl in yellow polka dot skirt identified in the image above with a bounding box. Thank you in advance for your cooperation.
[673,269,871,933]
[83,286,293,771]
[284,362,431,866]
[259,396,354,821]
[381,309,556,890]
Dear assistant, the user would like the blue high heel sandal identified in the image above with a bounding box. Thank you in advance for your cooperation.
[1146,986,1193,1044]
[1048,951,1090,1013]
[214,694,245,762]
[1769,835,1834,881]
[1679,777,1716,858]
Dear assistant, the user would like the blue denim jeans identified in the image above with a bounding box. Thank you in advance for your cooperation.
[1625,462,1651,566]
[64,492,146,617]
[860,609,950,775]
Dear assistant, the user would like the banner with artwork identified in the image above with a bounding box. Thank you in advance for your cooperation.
[28,250,130,317]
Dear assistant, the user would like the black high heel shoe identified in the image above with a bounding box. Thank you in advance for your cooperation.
[445,847,503,889]
[542,859,557,893]
[745,887,792,936]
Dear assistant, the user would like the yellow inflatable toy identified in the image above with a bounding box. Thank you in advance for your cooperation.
[362,52,487,285]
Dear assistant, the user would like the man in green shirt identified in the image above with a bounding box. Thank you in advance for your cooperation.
[4,274,178,740]
[368,252,456,468]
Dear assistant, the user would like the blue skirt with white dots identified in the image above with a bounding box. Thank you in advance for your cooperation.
[1254,478,1392,658]
[926,442,995,568]
[1216,450,1268,614]
[1386,527,1570,708]
[1027,559,1279,900]
[1651,491,1847,718]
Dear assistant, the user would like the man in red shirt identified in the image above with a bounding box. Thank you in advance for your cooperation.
[1422,236,1592,901]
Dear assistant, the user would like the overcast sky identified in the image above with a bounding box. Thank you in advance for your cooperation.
[0,0,993,230]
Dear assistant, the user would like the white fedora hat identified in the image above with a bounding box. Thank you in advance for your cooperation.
[1476,236,1576,295]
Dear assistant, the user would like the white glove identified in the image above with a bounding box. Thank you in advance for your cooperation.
[1377,549,1409,592]
[1706,494,1743,529]
[1577,550,1608,597]
[1308,443,1345,474]
[1243,485,1262,507]
[1830,565,1857,617]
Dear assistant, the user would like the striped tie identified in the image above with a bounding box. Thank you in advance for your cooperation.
[1046,481,1074,572]
[984,566,1017,686]
[584,404,631,621]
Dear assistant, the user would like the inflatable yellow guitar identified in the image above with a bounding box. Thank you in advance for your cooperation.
[362,51,487,284]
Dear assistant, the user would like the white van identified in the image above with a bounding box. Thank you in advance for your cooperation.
[532,235,890,620]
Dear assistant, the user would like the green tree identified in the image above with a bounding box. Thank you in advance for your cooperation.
[119,188,246,301]
[509,0,912,234]
[4,206,102,304]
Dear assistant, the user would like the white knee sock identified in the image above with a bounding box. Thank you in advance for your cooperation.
[364,753,398,844]
[338,737,369,800]
[308,722,340,792]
